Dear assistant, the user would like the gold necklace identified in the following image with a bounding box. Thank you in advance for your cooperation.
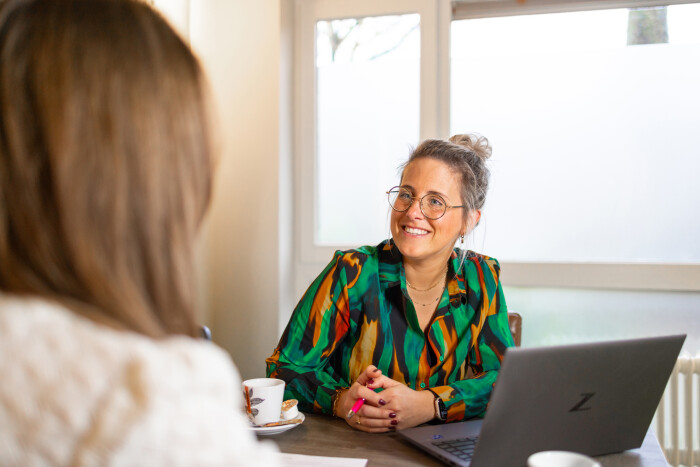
[409,286,445,307]
[406,267,447,292]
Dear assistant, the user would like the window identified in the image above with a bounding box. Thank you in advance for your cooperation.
[316,15,420,246]
[295,0,446,264]
[451,4,700,265]
[295,0,699,294]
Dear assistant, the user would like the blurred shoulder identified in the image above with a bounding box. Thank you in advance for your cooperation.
[0,293,238,394]
[0,294,270,466]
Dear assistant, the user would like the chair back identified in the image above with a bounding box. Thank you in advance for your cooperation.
[508,312,522,347]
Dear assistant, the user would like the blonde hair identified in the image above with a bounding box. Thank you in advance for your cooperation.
[0,0,213,337]
[401,134,492,217]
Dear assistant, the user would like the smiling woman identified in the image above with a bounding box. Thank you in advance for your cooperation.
[389,159,467,264]
[266,134,513,434]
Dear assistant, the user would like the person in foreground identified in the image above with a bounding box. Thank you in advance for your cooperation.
[0,0,278,464]
[267,134,514,433]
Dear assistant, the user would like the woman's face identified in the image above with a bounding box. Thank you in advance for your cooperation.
[390,158,466,266]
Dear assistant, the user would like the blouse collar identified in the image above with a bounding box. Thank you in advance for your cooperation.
[376,239,471,307]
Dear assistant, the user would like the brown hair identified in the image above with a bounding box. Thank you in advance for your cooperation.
[401,134,492,222]
[0,0,213,338]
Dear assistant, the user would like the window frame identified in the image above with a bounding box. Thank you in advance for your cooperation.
[294,0,700,293]
[452,0,700,19]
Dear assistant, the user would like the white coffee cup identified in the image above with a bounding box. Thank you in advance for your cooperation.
[528,451,601,467]
[242,378,285,426]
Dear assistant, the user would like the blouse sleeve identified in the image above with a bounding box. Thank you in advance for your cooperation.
[266,251,355,414]
[430,257,514,422]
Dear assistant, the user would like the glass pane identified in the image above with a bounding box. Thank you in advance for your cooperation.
[316,14,420,246]
[451,4,700,263]
[509,286,700,351]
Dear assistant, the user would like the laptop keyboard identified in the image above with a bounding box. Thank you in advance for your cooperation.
[432,436,479,461]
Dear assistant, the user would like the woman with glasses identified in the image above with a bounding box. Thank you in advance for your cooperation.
[267,135,513,432]
[0,0,278,463]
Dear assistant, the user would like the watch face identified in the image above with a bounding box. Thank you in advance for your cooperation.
[438,399,447,420]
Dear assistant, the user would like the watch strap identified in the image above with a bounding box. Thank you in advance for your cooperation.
[427,388,447,421]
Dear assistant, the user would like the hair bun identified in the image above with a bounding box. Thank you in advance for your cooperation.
[448,133,492,161]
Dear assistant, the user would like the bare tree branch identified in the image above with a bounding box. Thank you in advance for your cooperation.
[367,23,419,61]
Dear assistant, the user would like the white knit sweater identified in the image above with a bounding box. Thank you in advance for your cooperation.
[0,295,279,466]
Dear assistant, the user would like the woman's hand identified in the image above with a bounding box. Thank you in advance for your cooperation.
[365,373,436,430]
[336,365,436,432]
[336,366,394,433]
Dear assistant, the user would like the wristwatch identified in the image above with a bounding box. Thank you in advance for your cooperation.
[427,388,447,421]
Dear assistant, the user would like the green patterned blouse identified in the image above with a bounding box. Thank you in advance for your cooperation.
[266,240,513,422]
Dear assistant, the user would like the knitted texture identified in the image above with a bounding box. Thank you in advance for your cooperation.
[0,295,279,466]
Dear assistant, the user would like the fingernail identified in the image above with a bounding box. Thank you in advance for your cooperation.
[379,399,387,406]
[389,412,396,418]
[368,379,374,385]
[391,419,398,425]
[389,427,396,432]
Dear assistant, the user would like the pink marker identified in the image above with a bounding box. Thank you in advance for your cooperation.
[346,397,365,419]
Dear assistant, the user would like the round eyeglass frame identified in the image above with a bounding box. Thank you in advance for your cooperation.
[386,186,464,220]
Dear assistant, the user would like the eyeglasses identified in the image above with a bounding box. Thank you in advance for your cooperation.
[386,186,464,220]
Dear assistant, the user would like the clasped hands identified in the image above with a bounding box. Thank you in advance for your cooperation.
[335,365,436,433]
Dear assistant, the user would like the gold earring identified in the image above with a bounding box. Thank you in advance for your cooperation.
[460,234,464,244]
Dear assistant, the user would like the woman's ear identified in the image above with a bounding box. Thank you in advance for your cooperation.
[463,210,481,235]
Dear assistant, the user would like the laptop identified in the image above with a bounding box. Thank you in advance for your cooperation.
[399,334,685,467]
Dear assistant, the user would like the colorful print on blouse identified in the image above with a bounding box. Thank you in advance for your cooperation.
[266,239,513,422]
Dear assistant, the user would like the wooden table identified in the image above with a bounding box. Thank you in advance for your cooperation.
[265,413,670,466]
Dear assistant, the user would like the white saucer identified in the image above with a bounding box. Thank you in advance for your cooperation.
[249,413,305,436]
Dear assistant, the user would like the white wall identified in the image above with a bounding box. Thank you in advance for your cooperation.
[188,1,284,380]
